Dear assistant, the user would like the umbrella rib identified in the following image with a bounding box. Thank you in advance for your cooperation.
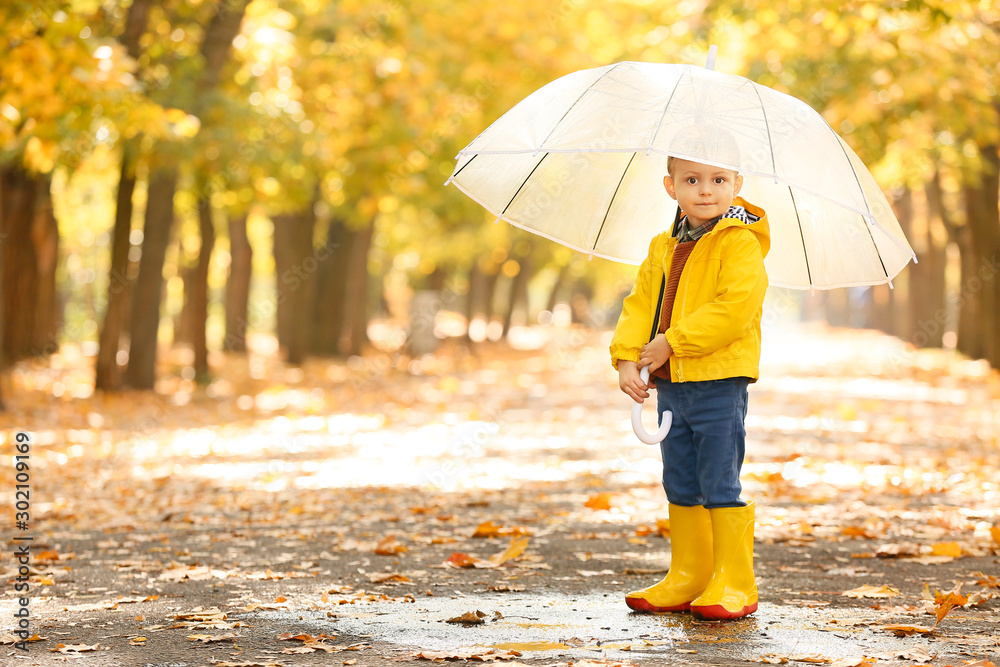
[501,153,550,216]
[861,213,891,282]
[788,187,813,289]
[535,62,625,153]
[592,152,637,253]
[446,154,478,184]
[645,67,688,153]
[748,81,778,180]
[830,136,892,281]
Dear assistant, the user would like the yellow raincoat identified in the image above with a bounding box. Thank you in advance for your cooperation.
[610,197,770,383]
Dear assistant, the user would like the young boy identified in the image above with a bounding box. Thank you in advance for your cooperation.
[610,126,769,621]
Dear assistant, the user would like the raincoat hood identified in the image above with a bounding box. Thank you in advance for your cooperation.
[705,197,770,258]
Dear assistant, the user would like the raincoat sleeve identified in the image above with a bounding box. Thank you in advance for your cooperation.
[664,230,766,358]
[609,236,659,369]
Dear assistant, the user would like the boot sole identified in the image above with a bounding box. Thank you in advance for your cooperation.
[690,600,758,620]
[625,596,691,613]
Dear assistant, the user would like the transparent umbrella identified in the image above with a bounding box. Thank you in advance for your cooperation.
[446,58,915,442]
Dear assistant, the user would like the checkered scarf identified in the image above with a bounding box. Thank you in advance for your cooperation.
[676,205,760,242]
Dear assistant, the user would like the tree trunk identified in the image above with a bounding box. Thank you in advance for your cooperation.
[95,0,150,391]
[482,266,502,322]
[124,0,248,389]
[908,181,949,348]
[32,173,60,355]
[0,169,6,410]
[1,165,41,362]
[191,192,215,379]
[339,224,373,356]
[823,289,851,328]
[126,168,177,390]
[962,144,1000,366]
[502,254,533,339]
[889,188,915,341]
[95,146,137,391]
[223,214,252,352]
[176,263,195,346]
[310,216,350,356]
[463,264,482,342]
[272,209,316,365]
[545,265,567,313]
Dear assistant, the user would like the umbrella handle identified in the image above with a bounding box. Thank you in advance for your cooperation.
[631,366,672,445]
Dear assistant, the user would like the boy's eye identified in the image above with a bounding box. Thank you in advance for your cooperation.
[686,178,698,184]
[714,177,726,184]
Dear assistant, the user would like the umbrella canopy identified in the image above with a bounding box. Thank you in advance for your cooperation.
[446,61,915,290]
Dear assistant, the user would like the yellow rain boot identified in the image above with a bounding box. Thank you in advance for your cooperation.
[625,504,713,613]
[690,501,758,620]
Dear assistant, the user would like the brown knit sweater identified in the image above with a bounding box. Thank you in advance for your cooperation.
[650,238,698,382]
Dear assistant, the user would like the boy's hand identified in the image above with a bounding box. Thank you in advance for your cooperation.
[639,334,673,374]
[618,360,649,403]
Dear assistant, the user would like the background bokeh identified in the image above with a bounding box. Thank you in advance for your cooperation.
[1,0,999,403]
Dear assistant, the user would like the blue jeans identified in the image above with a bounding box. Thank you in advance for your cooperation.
[655,377,750,508]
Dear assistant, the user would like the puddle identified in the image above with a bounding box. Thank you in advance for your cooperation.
[250,592,970,663]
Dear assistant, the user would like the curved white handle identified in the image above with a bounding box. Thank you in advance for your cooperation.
[631,366,672,445]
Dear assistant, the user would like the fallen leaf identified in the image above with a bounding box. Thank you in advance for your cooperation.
[471,520,529,538]
[975,573,1000,588]
[932,589,968,625]
[445,610,487,625]
[841,526,876,539]
[842,584,900,599]
[368,572,411,583]
[991,525,1000,549]
[129,636,147,646]
[871,647,934,662]
[188,633,238,643]
[881,624,933,637]
[174,607,227,621]
[374,536,408,555]
[51,643,99,653]
[277,632,330,642]
[584,492,614,510]
[829,659,874,667]
[444,552,484,568]
[874,542,920,558]
[486,584,525,592]
[210,662,284,667]
[412,648,522,660]
[486,536,530,567]
[930,541,963,558]
[1,633,45,644]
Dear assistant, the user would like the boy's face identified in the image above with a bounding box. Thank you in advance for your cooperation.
[664,159,744,226]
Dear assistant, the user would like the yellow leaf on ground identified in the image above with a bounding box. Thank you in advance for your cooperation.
[487,536,530,567]
[930,541,962,558]
[843,584,900,598]
[584,492,614,510]
[882,624,933,637]
[473,520,503,537]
